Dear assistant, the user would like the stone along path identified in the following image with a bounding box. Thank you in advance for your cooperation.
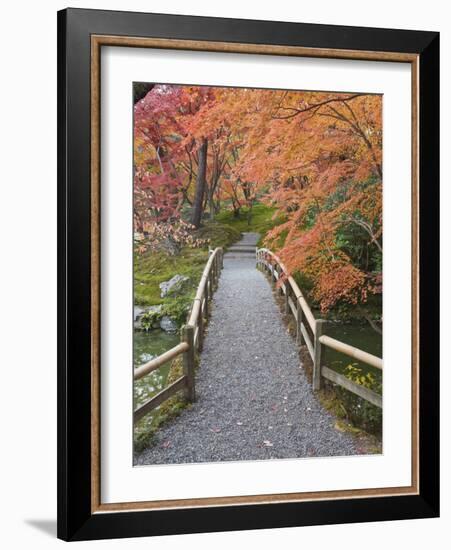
[135,233,356,465]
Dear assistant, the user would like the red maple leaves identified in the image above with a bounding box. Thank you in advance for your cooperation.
[134,84,382,312]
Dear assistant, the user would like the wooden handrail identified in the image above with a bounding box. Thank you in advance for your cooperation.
[188,299,202,328]
[134,375,188,423]
[257,248,316,333]
[256,246,383,406]
[134,247,223,423]
[188,248,222,326]
[319,334,383,370]
[321,366,382,408]
[134,342,189,381]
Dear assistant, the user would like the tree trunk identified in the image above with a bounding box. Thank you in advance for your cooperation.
[208,174,219,220]
[209,193,215,220]
[247,201,254,226]
[191,138,208,228]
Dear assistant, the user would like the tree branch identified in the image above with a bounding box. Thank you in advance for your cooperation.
[271,93,366,120]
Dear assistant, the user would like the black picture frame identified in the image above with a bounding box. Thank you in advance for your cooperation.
[57,7,439,541]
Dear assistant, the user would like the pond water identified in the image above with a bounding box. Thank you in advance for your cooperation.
[324,323,382,392]
[133,330,179,411]
[133,323,383,412]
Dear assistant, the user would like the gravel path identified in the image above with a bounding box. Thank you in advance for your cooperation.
[135,233,356,465]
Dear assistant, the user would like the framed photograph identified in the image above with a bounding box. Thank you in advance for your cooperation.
[57,8,439,541]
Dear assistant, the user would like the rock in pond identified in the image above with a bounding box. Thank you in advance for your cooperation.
[133,306,144,321]
[134,304,163,330]
[160,315,178,333]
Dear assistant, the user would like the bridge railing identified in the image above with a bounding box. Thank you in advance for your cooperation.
[133,247,224,424]
[256,248,383,409]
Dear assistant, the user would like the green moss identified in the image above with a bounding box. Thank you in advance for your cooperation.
[140,309,162,331]
[161,295,194,326]
[194,221,241,249]
[134,206,281,308]
[318,389,382,453]
[215,203,284,245]
[133,215,271,453]
[134,222,242,307]
[318,381,382,437]
[134,246,208,306]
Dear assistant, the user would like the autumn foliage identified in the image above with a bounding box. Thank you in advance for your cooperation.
[134,84,382,314]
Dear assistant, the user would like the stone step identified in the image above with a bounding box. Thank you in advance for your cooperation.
[225,254,256,259]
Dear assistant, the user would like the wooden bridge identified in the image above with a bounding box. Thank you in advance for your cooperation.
[134,246,224,423]
[134,236,382,429]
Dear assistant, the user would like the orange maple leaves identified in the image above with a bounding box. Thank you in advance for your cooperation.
[134,84,382,311]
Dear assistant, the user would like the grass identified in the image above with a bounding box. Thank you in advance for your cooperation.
[134,247,207,306]
[134,204,279,307]
[318,385,382,449]
[133,209,282,451]
[194,221,241,249]
[134,203,383,452]
[215,203,284,245]
[134,222,241,307]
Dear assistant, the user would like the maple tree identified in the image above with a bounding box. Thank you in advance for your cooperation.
[134,84,382,318]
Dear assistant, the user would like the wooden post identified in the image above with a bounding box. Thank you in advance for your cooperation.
[197,306,204,351]
[213,254,218,288]
[210,256,215,290]
[284,284,290,314]
[276,265,283,295]
[204,277,209,319]
[296,300,304,345]
[313,319,325,391]
[182,325,195,401]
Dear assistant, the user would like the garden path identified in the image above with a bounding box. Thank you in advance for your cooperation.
[135,233,356,465]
